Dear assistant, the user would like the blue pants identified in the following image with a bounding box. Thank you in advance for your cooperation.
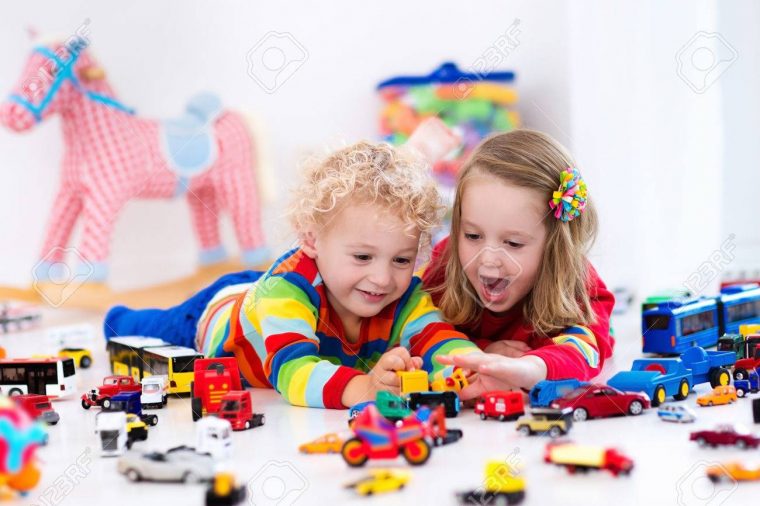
[104,270,263,349]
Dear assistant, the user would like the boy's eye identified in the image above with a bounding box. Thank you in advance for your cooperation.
[464,233,480,241]
[393,257,412,266]
[353,254,371,262]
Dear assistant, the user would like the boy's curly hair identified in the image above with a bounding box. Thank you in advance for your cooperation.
[288,141,444,255]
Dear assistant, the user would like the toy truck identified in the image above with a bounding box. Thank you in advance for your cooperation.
[544,442,633,476]
[140,375,168,409]
[105,391,158,427]
[457,460,525,505]
[398,370,461,417]
[735,370,760,398]
[196,417,233,461]
[414,405,462,447]
[81,375,141,410]
[733,334,760,380]
[95,411,128,457]
[529,379,587,407]
[13,394,59,425]
[607,346,735,406]
[475,391,525,421]
[407,391,460,418]
[191,357,242,422]
[217,391,264,431]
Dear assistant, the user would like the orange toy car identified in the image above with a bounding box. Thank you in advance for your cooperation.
[707,462,760,482]
[299,433,344,454]
[697,385,737,407]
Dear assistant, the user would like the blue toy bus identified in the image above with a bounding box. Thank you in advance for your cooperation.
[642,284,760,355]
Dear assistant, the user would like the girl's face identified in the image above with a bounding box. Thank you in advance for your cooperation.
[458,173,548,314]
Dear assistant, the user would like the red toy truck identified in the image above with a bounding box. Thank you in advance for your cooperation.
[217,391,265,431]
[544,442,634,476]
[13,394,59,425]
[190,357,242,421]
[81,375,141,410]
[475,391,525,421]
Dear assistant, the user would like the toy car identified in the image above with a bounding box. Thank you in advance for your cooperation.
[299,433,344,454]
[529,379,587,407]
[457,460,525,505]
[345,468,411,496]
[407,391,460,418]
[430,368,468,392]
[474,391,525,421]
[697,385,737,407]
[550,384,650,421]
[348,401,374,425]
[544,442,634,476]
[81,375,141,410]
[140,375,169,409]
[104,391,158,426]
[196,417,233,461]
[341,404,432,467]
[657,404,696,423]
[706,462,760,482]
[515,408,573,438]
[734,369,760,398]
[206,472,246,505]
[58,348,92,369]
[95,411,128,457]
[125,413,149,446]
[217,391,264,431]
[690,424,760,449]
[0,302,41,333]
[118,445,215,483]
[12,394,59,425]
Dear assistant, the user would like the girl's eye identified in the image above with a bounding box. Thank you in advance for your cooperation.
[506,241,523,249]
[464,233,480,241]
[353,254,371,262]
[393,257,412,266]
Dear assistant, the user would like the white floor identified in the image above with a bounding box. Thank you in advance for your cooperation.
[4,306,759,506]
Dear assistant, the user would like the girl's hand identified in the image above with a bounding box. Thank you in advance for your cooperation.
[436,353,547,400]
[483,340,531,358]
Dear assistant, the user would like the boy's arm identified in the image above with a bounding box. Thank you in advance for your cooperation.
[239,275,363,408]
[394,279,481,381]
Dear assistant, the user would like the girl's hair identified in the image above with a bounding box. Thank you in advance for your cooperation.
[288,141,444,255]
[436,129,599,336]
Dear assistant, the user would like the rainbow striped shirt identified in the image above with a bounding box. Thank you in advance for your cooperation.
[195,248,479,409]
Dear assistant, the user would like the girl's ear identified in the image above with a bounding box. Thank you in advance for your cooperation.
[300,228,318,258]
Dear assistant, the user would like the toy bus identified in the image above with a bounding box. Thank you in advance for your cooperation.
[0,357,76,398]
[106,336,168,380]
[642,284,760,355]
[141,346,202,395]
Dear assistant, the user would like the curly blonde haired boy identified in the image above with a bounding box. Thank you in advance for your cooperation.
[105,140,480,408]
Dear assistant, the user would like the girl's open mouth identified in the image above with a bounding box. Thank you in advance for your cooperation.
[479,275,510,302]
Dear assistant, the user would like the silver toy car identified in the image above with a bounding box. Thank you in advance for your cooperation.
[117,445,215,483]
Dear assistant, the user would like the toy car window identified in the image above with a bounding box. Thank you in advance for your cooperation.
[104,378,118,385]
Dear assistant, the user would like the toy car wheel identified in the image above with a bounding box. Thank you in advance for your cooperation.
[710,368,731,388]
[628,400,644,416]
[81,399,91,410]
[149,415,158,426]
[517,425,531,436]
[183,471,202,483]
[162,395,168,406]
[696,437,707,447]
[736,439,747,449]
[652,386,666,407]
[245,421,251,430]
[191,397,203,422]
[498,414,506,422]
[125,469,141,482]
[734,369,749,381]
[737,388,746,398]
[8,388,22,397]
[80,356,92,368]
[102,398,112,409]
[480,413,487,421]
[548,426,562,438]
[572,408,588,422]
[341,438,368,467]
[674,380,690,401]
[402,439,431,466]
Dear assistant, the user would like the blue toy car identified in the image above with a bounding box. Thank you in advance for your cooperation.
[529,379,588,407]
[735,370,760,398]
[657,404,696,423]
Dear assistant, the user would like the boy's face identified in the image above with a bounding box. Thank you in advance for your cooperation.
[301,202,421,325]
[458,174,547,314]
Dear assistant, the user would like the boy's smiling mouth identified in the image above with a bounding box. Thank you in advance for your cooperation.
[357,288,387,302]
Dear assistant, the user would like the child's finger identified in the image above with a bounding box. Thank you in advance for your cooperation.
[379,354,407,372]
[436,353,491,371]
[410,357,423,370]
[386,347,414,369]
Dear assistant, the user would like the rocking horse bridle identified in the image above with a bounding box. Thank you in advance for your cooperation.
[8,45,135,123]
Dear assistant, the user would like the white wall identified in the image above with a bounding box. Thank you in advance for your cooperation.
[0,0,751,299]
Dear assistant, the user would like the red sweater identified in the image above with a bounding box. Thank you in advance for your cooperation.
[422,237,615,381]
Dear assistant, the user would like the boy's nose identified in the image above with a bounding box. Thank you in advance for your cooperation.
[367,267,391,288]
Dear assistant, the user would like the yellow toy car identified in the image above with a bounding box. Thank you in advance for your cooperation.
[345,468,411,496]
[430,368,468,392]
[58,348,93,368]
[707,462,760,482]
[298,433,344,454]
[697,385,737,407]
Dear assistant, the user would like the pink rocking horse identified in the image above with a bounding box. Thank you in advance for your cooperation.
[0,36,269,283]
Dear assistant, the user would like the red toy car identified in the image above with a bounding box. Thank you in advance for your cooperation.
[81,375,141,410]
[474,391,525,421]
[13,394,59,425]
[550,384,650,421]
[191,358,242,421]
[341,404,432,467]
[217,391,264,431]
[690,424,760,449]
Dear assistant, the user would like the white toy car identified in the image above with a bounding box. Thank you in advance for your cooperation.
[657,404,697,423]
[118,446,216,483]
[141,375,168,409]
[96,411,128,457]
[196,416,232,461]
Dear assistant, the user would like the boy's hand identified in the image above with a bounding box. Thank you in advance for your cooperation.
[341,347,423,407]
[436,353,547,400]
[483,340,531,358]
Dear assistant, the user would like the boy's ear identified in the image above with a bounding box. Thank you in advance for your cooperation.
[300,228,318,258]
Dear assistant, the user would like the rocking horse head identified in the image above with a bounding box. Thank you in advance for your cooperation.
[0,36,129,131]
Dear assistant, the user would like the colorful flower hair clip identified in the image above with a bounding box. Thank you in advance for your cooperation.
[549,168,587,222]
